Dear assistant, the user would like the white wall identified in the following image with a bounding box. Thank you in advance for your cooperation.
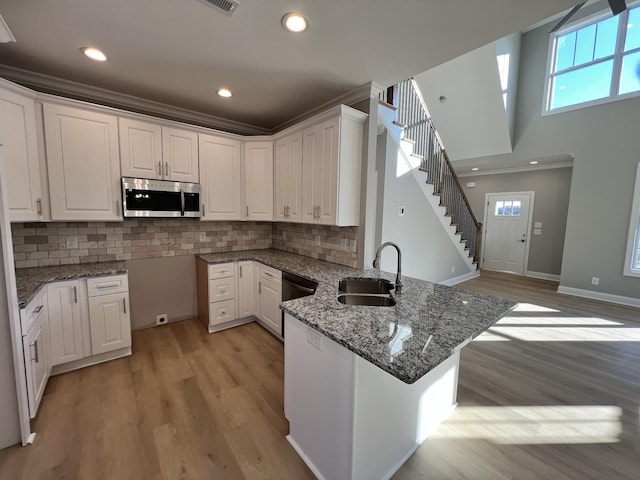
[378,133,472,282]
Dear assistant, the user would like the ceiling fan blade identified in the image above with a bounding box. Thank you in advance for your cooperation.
[608,0,627,16]
[550,2,587,33]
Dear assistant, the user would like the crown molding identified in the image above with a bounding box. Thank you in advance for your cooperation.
[270,82,374,133]
[0,64,271,136]
[457,161,573,177]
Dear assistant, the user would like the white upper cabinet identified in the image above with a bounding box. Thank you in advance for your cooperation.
[119,119,198,182]
[301,106,366,226]
[244,141,274,221]
[274,131,302,222]
[118,118,163,179]
[44,103,122,221]
[162,126,199,183]
[0,82,44,221]
[199,133,242,220]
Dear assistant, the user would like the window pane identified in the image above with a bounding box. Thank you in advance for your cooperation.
[551,60,614,109]
[495,201,504,216]
[595,16,619,59]
[575,24,597,66]
[504,201,513,216]
[625,8,640,52]
[512,201,521,216]
[556,31,576,71]
[619,51,640,95]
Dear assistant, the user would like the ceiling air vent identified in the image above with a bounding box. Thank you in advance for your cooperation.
[198,0,239,16]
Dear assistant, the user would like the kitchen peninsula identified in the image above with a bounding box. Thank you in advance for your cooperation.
[196,250,515,479]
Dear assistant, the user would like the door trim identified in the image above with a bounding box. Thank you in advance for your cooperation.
[481,191,535,274]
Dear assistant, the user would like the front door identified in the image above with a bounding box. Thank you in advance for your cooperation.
[483,192,534,274]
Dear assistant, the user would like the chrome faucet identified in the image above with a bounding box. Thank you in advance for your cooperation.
[372,242,402,294]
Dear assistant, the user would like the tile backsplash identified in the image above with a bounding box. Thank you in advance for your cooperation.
[11,220,359,269]
[273,223,358,268]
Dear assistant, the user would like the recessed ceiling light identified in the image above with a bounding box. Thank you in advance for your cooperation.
[217,88,232,98]
[80,47,108,62]
[530,161,539,165]
[472,167,479,171]
[282,13,309,32]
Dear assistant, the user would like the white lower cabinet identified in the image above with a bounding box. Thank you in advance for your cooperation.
[47,280,86,366]
[256,264,282,336]
[237,261,255,318]
[20,288,50,419]
[47,275,132,373]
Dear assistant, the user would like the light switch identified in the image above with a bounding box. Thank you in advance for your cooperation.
[534,228,542,235]
[534,222,543,228]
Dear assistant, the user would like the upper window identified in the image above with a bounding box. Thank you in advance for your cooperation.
[624,163,640,277]
[545,3,640,113]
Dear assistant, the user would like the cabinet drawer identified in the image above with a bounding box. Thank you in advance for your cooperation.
[209,263,235,279]
[209,277,236,302]
[20,288,47,335]
[87,274,129,297]
[260,265,281,283]
[209,299,236,326]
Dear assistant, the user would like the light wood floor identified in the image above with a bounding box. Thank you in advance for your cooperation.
[1,270,639,479]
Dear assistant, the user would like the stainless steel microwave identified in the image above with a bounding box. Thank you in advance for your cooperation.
[121,177,201,218]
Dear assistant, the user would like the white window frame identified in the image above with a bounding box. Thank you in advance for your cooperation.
[543,2,640,116]
[623,163,640,277]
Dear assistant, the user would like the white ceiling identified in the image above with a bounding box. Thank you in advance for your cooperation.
[0,0,578,133]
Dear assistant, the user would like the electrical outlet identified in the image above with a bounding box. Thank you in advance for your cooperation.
[591,277,599,286]
[66,236,78,249]
[156,314,168,326]
[199,232,207,242]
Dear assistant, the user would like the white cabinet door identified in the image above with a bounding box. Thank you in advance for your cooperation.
[22,322,48,419]
[0,84,43,221]
[118,118,163,179]
[162,126,199,183]
[43,104,122,221]
[47,281,85,365]
[274,131,302,222]
[302,117,339,225]
[244,141,274,221]
[259,278,282,335]
[199,133,242,220]
[237,261,255,318]
[88,292,132,355]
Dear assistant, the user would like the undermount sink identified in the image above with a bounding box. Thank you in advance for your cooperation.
[338,278,394,295]
[337,294,397,307]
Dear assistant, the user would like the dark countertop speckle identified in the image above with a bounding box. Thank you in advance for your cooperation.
[15,261,128,308]
[197,250,516,384]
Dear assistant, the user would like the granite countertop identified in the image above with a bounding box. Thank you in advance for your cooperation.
[198,250,516,384]
[15,261,128,308]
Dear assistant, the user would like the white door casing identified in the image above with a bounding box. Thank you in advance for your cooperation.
[482,192,534,275]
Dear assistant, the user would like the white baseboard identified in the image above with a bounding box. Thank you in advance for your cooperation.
[439,270,480,286]
[557,285,640,308]
[525,271,560,282]
[286,435,327,480]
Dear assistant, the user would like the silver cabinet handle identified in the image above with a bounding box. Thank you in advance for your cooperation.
[36,198,42,215]
[165,162,169,176]
[246,205,249,217]
[34,305,43,313]
[123,298,127,314]
[259,281,262,294]
[158,161,162,176]
[317,205,320,218]
[32,340,39,363]
[73,286,78,303]
[202,204,205,217]
[116,200,120,213]
[96,282,120,289]
[239,265,243,278]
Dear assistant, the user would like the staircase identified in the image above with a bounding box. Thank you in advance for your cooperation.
[379,78,482,268]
